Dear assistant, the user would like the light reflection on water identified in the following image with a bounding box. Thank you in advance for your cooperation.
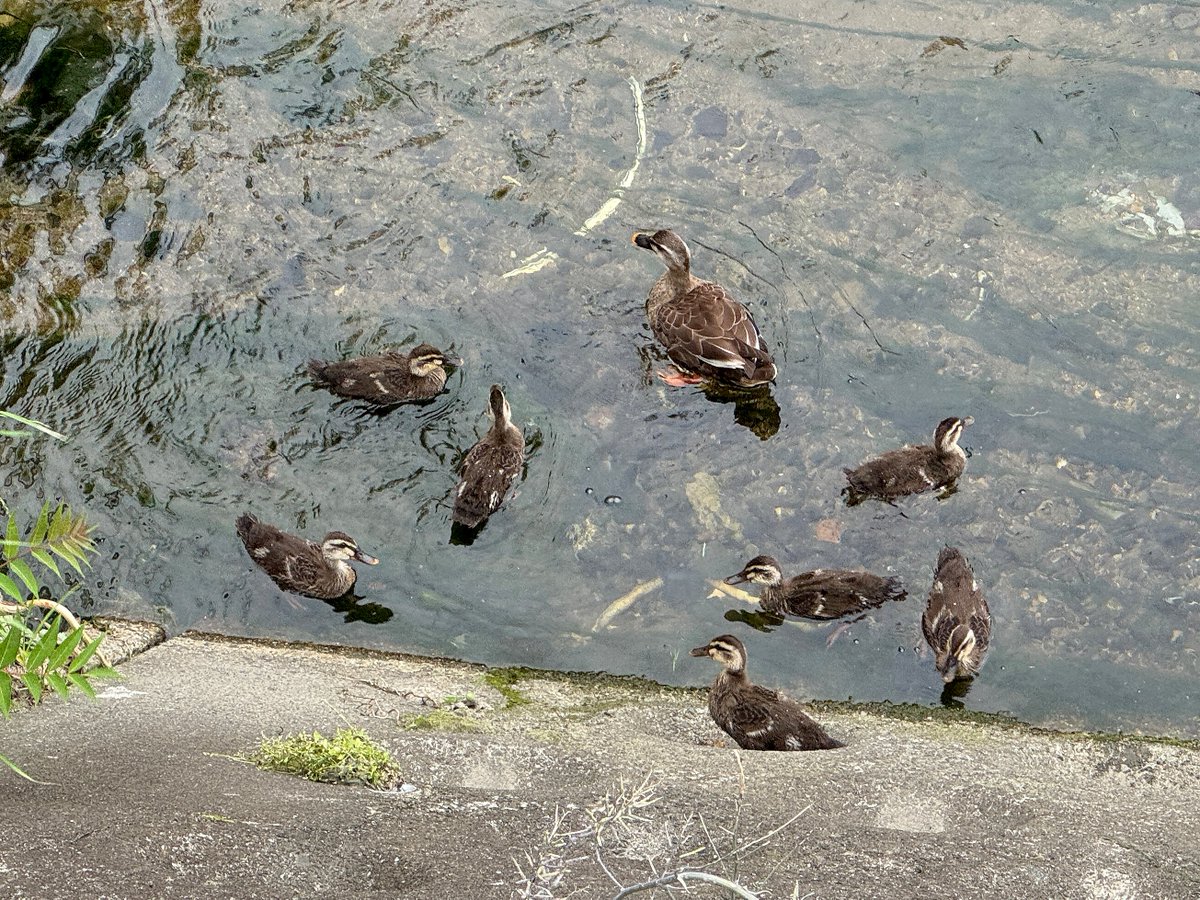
[0,1,1197,737]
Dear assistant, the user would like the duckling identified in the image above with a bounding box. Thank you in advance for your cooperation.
[235,513,379,600]
[922,546,991,683]
[452,384,524,528]
[690,634,843,751]
[842,415,973,505]
[725,554,906,620]
[307,343,461,406]
[632,229,776,388]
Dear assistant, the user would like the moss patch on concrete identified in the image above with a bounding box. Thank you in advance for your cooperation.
[401,709,483,732]
[482,667,533,708]
[250,727,400,789]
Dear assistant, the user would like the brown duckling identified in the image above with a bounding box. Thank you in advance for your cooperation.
[922,546,991,683]
[452,384,524,528]
[725,554,906,620]
[632,228,776,388]
[843,415,973,505]
[307,343,461,406]
[691,634,843,751]
[236,513,378,600]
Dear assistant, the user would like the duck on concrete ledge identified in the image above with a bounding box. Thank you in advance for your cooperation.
[691,633,843,751]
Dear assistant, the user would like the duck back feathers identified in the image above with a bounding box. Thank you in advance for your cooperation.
[452,385,525,528]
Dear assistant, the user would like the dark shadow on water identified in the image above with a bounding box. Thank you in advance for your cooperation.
[701,383,781,441]
[940,677,975,709]
[320,592,394,625]
[724,607,786,633]
[449,519,485,546]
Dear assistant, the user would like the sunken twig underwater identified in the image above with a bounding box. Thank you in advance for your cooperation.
[922,546,991,683]
[632,228,777,388]
[691,634,843,751]
[452,384,525,530]
[843,415,973,505]
[235,513,379,601]
[307,343,461,406]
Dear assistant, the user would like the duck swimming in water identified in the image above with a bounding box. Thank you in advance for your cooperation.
[843,415,973,505]
[922,546,991,683]
[308,343,461,406]
[633,228,777,388]
[236,513,378,600]
[725,554,906,620]
[452,384,525,529]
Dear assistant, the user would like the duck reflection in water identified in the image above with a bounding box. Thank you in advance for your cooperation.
[320,591,394,625]
[703,381,781,441]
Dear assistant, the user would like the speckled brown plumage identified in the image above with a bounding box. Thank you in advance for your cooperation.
[691,634,843,751]
[725,555,906,620]
[452,384,525,529]
[843,416,972,504]
[236,513,379,599]
[634,229,776,387]
[922,546,991,683]
[307,343,460,406]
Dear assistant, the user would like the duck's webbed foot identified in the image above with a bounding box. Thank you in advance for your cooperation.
[657,366,705,387]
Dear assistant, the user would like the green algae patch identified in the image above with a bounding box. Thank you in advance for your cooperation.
[250,727,400,789]
[483,667,532,708]
[402,709,483,732]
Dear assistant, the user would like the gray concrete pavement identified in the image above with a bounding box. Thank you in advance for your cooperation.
[1,629,1197,899]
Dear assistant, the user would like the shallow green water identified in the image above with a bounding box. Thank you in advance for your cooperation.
[2,0,1197,736]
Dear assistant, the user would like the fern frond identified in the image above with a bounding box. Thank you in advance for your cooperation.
[0,502,95,582]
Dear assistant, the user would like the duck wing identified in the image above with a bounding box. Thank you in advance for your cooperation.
[237,514,325,593]
[655,282,775,383]
[308,353,411,402]
[843,445,939,499]
[723,683,790,747]
[722,685,841,750]
[780,571,906,619]
[453,441,524,527]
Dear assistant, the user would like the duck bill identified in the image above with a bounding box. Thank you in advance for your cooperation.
[689,646,710,657]
[632,232,654,249]
[443,353,464,367]
[961,415,975,427]
[354,550,380,565]
[723,573,749,585]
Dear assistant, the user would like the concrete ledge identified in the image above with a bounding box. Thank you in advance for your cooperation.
[1,629,1197,899]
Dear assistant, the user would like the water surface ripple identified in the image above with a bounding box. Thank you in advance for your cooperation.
[1,0,1197,736]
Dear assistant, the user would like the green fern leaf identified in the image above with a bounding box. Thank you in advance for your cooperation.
[48,626,84,672]
[68,673,96,699]
[45,671,69,699]
[7,559,38,595]
[30,502,50,545]
[20,672,42,704]
[0,625,20,668]
[30,548,61,578]
[68,634,104,673]
[0,573,23,602]
[3,516,18,561]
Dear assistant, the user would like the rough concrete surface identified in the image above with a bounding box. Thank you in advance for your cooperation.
[1,630,1197,899]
